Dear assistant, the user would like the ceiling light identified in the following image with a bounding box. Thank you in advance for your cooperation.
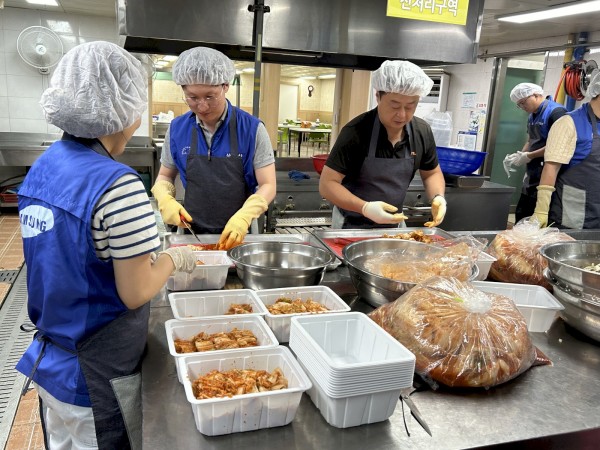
[497,0,600,24]
[162,55,178,62]
[154,61,169,67]
[301,76,317,80]
[317,74,336,80]
[242,68,255,73]
[26,0,58,5]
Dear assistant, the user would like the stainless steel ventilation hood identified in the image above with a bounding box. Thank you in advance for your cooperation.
[117,0,484,69]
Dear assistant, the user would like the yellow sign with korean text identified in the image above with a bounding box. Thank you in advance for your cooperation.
[387,0,469,26]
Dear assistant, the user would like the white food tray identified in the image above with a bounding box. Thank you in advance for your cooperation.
[474,251,497,281]
[472,281,564,332]
[167,251,232,291]
[179,346,311,436]
[165,316,279,383]
[169,289,268,320]
[255,285,351,343]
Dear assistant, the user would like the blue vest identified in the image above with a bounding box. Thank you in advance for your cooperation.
[528,97,564,146]
[567,104,595,167]
[168,101,260,191]
[16,139,137,406]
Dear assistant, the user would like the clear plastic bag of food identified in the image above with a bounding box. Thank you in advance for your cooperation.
[362,239,477,283]
[369,276,551,389]
[487,219,574,289]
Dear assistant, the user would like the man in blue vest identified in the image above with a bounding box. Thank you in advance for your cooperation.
[533,71,600,229]
[16,42,196,449]
[151,47,276,249]
[504,83,566,222]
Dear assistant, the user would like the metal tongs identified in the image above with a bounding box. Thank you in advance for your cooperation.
[400,386,432,437]
[179,214,202,243]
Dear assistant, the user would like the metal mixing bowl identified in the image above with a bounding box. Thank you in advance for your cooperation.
[342,238,479,307]
[539,241,600,291]
[227,242,334,290]
[544,268,600,342]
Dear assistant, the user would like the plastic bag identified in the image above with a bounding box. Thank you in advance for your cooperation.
[423,110,453,147]
[487,219,574,290]
[369,277,551,389]
[362,240,476,283]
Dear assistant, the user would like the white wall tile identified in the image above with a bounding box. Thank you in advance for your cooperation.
[0,73,5,97]
[41,12,80,35]
[78,15,118,41]
[59,34,79,52]
[0,29,4,53]
[46,123,62,134]
[6,74,44,98]
[3,30,20,54]
[0,97,8,118]
[0,8,4,30]
[10,118,48,133]
[8,97,45,120]
[2,8,42,31]
[0,118,10,132]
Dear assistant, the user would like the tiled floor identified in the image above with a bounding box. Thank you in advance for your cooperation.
[0,212,44,450]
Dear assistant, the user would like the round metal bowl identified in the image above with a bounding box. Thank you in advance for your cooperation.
[539,240,600,291]
[544,268,600,342]
[227,242,334,290]
[342,238,479,307]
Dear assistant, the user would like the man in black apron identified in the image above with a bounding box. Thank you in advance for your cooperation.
[319,60,447,229]
[533,72,600,229]
[151,47,276,249]
[504,83,566,222]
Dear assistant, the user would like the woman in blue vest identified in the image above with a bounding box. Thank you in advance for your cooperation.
[151,47,276,250]
[533,71,600,228]
[16,42,196,449]
[504,83,567,222]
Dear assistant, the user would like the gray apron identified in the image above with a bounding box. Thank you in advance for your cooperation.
[335,116,414,229]
[550,104,600,229]
[184,108,248,234]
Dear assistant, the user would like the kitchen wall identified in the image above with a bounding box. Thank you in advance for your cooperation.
[0,7,150,136]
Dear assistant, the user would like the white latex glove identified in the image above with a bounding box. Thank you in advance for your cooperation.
[512,151,530,167]
[503,153,518,178]
[362,201,407,224]
[424,195,447,228]
[159,246,197,274]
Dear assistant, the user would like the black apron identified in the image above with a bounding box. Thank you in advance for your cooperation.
[24,134,150,450]
[183,108,248,234]
[550,104,600,229]
[335,116,415,229]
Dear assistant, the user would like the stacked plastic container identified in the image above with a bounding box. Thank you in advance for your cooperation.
[289,312,416,428]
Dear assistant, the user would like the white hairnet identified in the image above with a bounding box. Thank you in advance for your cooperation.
[510,83,544,103]
[371,60,434,97]
[40,41,147,139]
[172,47,235,86]
[586,69,600,98]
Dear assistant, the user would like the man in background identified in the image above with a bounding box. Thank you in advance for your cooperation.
[504,83,566,222]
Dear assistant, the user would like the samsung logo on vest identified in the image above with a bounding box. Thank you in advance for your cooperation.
[181,146,190,155]
[20,205,55,238]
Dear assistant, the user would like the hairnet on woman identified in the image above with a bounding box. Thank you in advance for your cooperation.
[16,41,195,450]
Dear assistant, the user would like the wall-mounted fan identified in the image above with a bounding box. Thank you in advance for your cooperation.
[17,26,64,74]
[581,60,599,96]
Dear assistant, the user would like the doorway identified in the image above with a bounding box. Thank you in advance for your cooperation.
[279,83,299,122]
[489,56,545,208]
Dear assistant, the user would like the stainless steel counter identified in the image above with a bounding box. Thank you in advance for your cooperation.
[143,268,600,449]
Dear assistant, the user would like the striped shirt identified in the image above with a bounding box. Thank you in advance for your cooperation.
[91,174,161,260]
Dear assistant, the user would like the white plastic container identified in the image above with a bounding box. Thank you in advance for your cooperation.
[255,285,351,342]
[169,289,268,320]
[290,312,415,375]
[472,281,564,332]
[474,252,497,281]
[297,359,400,428]
[179,346,311,436]
[167,251,232,291]
[165,316,279,383]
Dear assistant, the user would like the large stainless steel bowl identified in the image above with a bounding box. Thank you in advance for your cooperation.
[544,268,600,342]
[539,240,600,291]
[342,238,479,307]
[227,242,334,290]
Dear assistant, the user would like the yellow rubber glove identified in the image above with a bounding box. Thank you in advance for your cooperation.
[218,194,269,250]
[151,179,192,226]
[362,201,407,224]
[532,185,555,228]
[424,195,447,227]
